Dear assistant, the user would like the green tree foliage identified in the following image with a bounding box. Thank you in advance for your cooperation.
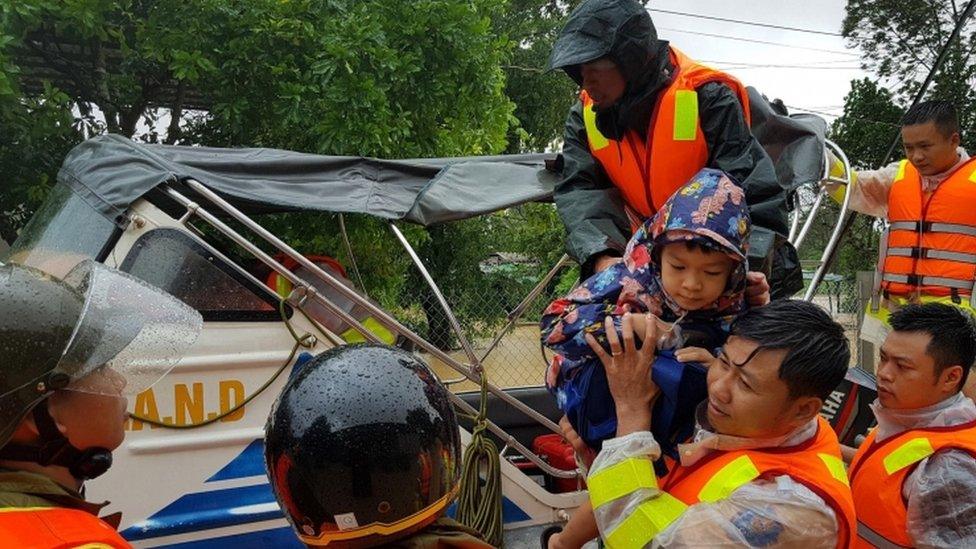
[495,0,582,153]
[842,0,976,150]
[0,23,82,244]
[1,0,573,350]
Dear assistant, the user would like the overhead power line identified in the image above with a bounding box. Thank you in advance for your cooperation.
[701,58,861,67]
[784,105,901,128]
[658,27,859,56]
[648,8,843,37]
[718,64,861,70]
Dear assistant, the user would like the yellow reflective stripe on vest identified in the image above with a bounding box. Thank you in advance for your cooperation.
[274,274,292,298]
[970,166,976,183]
[673,90,698,141]
[697,455,760,502]
[0,506,57,513]
[583,103,610,150]
[605,492,688,549]
[895,160,908,182]
[883,437,934,475]
[340,316,397,345]
[588,457,658,509]
[818,453,850,486]
[72,545,114,549]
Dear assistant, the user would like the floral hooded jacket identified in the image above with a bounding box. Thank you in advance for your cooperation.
[541,167,751,396]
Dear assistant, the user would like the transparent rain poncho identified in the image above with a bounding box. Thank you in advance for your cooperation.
[53,259,203,396]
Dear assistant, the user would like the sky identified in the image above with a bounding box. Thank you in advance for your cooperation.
[648,0,870,122]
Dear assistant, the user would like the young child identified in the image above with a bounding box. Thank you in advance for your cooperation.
[539,168,751,548]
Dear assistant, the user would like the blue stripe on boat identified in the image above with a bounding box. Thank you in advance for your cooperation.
[121,483,281,541]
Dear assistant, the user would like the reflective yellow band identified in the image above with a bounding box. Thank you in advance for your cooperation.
[583,103,610,150]
[828,183,847,205]
[697,454,760,503]
[673,90,699,141]
[588,457,658,509]
[970,167,976,184]
[72,545,114,549]
[819,453,850,486]
[605,492,688,549]
[895,160,908,182]
[883,438,934,475]
[274,274,292,298]
[341,316,397,345]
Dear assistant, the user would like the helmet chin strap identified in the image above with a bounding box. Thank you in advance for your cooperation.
[0,401,112,480]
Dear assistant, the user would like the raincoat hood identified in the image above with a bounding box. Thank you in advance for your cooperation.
[548,0,673,137]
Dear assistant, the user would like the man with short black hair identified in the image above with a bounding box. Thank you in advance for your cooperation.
[832,100,976,397]
[849,303,976,547]
[583,300,855,547]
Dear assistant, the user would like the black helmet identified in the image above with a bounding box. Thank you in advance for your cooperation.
[0,259,202,477]
[264,344,461,547]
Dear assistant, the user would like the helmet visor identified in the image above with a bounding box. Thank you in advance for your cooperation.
[56,260,202,396]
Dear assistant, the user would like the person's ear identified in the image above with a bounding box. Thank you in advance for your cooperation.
[44,393,71,436]
[792,396,823,423]
[938,364,964,394]
[951,132,961,148]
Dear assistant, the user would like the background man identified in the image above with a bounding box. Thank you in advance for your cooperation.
[849,303,976,547]
[833,101,976,395]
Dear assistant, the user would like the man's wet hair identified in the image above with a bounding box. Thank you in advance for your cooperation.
[902,100,959,137]
[730,299,849,400]
[889,303,976,391]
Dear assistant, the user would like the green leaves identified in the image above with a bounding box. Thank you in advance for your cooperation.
[843,0,976,152]
[169,50,217,82]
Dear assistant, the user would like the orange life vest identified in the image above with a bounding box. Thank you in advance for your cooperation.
[881,158,976,299]
[660,417,856,549]
[848,419,976,548]
[0,506,131,548]
[580,46,752,221]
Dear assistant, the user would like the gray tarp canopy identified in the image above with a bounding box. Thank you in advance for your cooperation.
[59,93,826,229]
[59,134,559,228]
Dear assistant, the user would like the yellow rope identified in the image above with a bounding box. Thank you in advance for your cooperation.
[455,367,504,547]
[129,300,312,429]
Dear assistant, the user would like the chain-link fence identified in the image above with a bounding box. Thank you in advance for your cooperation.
[393,255,572,392]
[391,259,866,391]
[803,274,863,366]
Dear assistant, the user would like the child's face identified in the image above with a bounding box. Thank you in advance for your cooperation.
[659,243,736,310]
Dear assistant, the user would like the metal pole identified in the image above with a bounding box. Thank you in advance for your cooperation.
[792,189,826,251]
[165,188,383,347]
[449,392,578,479]
[479,254,572,364]
[176,179,562,434]
[805,140,854,300]
[167,191,573,479]
[388,222,481,368]
[338,213,370,299]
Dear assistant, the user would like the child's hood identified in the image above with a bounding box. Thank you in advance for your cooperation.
[648,168,751,258]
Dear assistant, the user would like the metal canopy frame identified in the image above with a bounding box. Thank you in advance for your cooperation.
[786,139,855,300]
[152,139,854,485]
[164,179,580,481]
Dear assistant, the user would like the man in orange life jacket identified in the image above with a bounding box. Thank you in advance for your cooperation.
[582,300,854,548]
[828,101,976,398]
[547,0,791,298]
[0,259,202,547]
[848,303,976,547]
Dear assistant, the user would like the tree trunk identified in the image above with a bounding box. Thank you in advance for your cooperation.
[164,81,186,145]
[92,39,121,134]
